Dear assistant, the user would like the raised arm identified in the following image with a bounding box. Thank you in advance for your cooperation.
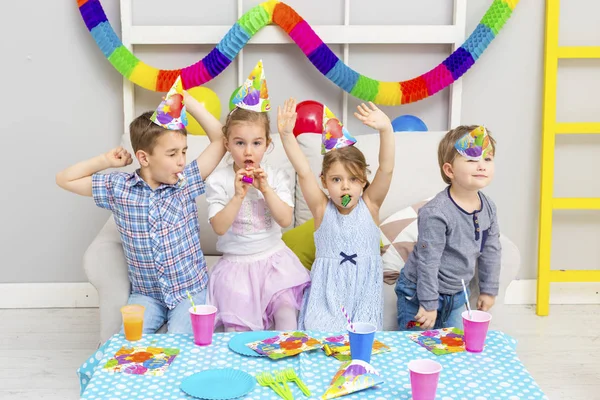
[356,102,394,219]
[183,91,224,143]
[278,98,328,226]
[55,147,132,196]
[183,91,227,179]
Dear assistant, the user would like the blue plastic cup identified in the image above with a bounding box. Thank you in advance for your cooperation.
[348,322,377,363]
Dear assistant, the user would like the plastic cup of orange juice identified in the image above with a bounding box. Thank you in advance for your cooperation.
[121,305,145,341]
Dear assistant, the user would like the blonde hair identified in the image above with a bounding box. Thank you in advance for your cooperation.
[438,125,496,184]
[222,108,271,142]
[322,146,371,190]
[129,111,187,154]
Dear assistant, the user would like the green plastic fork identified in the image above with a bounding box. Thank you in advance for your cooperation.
[275,370,294,400]
[283,367,311,397]
[256,372,289,400]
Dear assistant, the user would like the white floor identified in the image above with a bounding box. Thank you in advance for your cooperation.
[1,305,599,399]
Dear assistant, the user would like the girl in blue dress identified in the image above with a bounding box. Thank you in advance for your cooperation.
[279,98,395,331]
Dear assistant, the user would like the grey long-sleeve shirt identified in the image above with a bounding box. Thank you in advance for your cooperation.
[402,187,501,311]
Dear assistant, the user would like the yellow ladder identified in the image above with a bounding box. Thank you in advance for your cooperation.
[537,0,600,315]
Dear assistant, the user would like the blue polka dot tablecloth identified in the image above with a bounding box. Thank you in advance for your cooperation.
[78,330,548,399]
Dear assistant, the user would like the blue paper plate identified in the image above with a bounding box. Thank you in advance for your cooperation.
[180,368,255,399]
[228,331,279,357]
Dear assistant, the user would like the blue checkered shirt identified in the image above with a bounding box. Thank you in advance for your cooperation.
[92,160,207,309]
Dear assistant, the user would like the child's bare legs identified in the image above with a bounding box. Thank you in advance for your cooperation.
[274,305,298,331]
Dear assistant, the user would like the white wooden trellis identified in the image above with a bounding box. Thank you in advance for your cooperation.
[120,0,466,133]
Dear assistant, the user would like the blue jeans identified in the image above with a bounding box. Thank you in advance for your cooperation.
[395,270,465,331]
[120,289,207,334]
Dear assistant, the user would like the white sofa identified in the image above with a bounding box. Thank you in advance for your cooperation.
[84,131,520,344]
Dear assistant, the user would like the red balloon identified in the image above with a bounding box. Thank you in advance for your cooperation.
[293,100,324,137]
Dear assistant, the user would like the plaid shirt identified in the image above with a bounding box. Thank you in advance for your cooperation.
[92,160,207,309]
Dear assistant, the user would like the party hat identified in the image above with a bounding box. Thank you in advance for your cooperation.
[321,106,357,155]
[454,125,492,161]
[150,76,188,130]
[321,359,384,399]
[231,60,270,112]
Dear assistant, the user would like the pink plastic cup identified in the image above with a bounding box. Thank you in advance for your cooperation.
[408,359,443,400]
[462,310,492,352]
[189,305,217,346]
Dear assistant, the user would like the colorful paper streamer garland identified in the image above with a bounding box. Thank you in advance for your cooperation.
[78,0,519,105]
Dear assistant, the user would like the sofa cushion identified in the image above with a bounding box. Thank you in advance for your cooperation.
[380,198,432,284]
[282,218,316,270]
[294,131,446,226]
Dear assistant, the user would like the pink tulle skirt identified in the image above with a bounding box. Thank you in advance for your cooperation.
[208,241,311,331]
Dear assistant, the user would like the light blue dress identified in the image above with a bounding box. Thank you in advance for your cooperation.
[299,198,383,331]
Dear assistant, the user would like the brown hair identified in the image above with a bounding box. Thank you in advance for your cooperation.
[129,111,187,154]
[222,108,271,143]
[322,146,371,190]
[438,125,496,184]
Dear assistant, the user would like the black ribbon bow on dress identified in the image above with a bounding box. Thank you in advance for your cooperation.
[339,252,357,265]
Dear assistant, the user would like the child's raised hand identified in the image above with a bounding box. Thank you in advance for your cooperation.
[251,167,270,194]
[104,147,133,168]
[354,102,391,131]
[477,294,495,311]
[277,98,298,137]
[182,90,199,107]
[415,305,437,330]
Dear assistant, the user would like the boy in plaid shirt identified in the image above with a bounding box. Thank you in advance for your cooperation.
[56,94,225,333]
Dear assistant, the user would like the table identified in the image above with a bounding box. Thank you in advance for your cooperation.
[78,330,548,399]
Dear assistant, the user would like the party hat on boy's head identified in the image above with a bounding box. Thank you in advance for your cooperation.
[321,105,357,155]
[151,76,188,130]
[454,125,491,161]
[231,60,270,112]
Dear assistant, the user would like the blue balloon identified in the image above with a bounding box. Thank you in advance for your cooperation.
[391,115,428,132]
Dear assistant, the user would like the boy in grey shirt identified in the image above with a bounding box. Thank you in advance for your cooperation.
[396,125,501,331]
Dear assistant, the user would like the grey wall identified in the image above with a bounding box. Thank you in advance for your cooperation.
[1,0,598,283]
[0,0,122,282]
